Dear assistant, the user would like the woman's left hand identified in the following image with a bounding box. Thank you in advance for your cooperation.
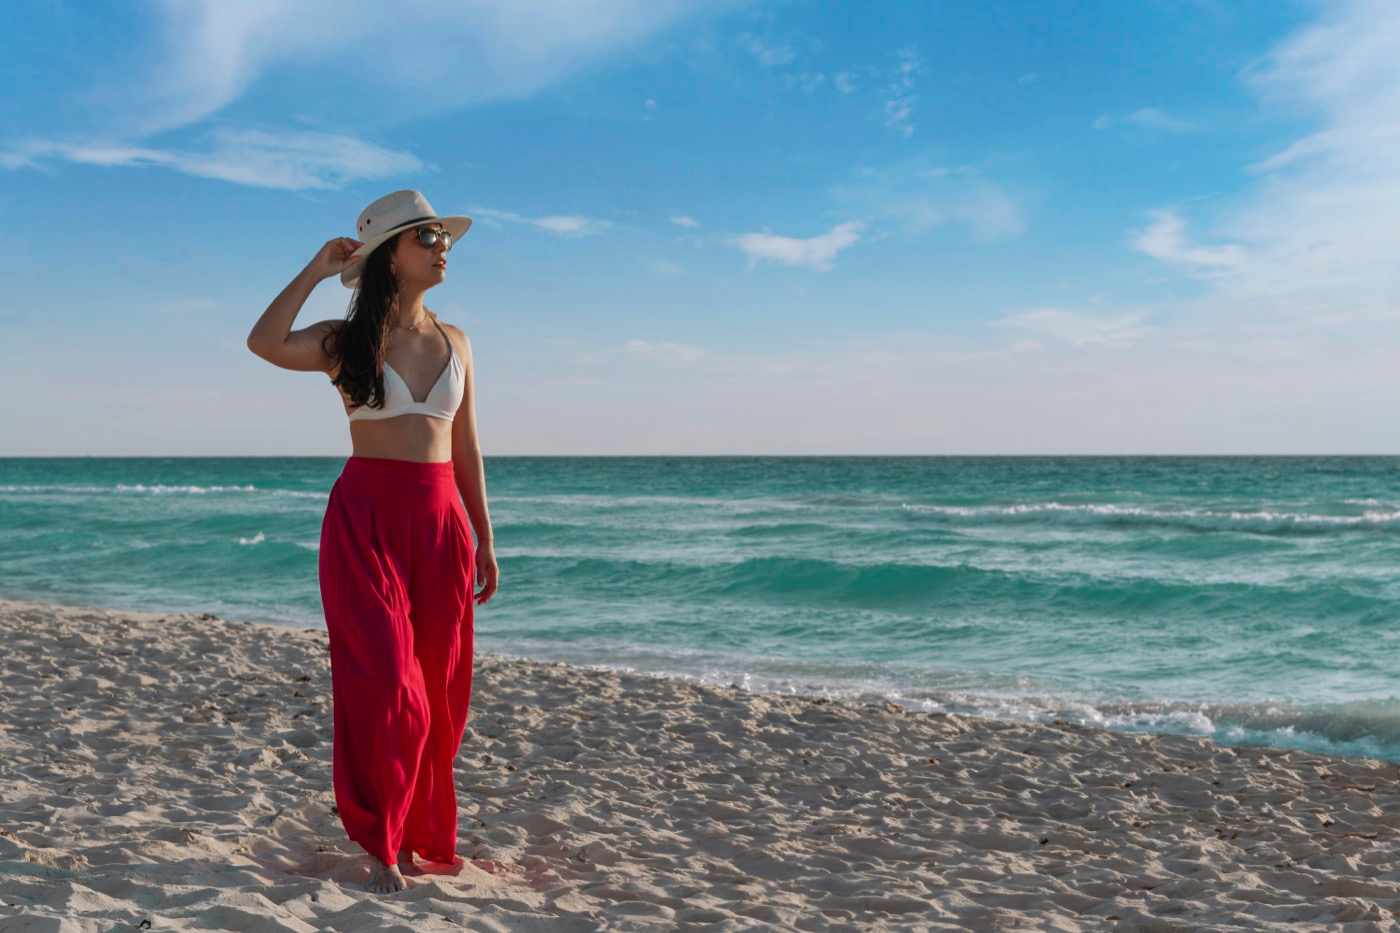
[474,541,499,606]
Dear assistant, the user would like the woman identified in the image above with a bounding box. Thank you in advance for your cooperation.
[246,189,499,894]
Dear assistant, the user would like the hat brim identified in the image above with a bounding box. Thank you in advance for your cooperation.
[340,215,473,288]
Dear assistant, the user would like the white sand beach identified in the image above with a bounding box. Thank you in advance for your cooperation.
[2,597,1400,931]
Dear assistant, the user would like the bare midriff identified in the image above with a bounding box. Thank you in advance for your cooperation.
[347,416,455,463]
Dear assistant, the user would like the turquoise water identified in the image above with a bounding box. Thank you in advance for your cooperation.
[5,456,1400,761]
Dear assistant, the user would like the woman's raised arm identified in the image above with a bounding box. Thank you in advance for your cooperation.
[246,237,361,372]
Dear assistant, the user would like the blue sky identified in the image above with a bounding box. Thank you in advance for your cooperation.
[4,0,1398,455]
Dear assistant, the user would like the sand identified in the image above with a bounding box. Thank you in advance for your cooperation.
[2,597,1400,931]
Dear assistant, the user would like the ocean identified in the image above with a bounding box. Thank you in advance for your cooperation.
[4,455,1400,761]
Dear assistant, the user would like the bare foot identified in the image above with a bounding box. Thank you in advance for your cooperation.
[367,860,407,894]
[396,848,418,875]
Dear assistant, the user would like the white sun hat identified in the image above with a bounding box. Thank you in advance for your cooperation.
[340,189,472,287]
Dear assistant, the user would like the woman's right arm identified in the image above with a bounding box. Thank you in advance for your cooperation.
[246,237,362,372]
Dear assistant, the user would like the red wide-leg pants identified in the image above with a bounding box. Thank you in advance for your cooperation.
[318,455,476,865]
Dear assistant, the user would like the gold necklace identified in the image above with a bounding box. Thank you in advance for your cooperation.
[391,316,432,334]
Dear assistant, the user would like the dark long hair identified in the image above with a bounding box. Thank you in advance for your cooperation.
[322,234,402,412]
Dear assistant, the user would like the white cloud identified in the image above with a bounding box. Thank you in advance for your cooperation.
[116,1,726,137]
[535,215,594,235]
[994,308,1152,347]
[623,339,704,364]
[1201,0,1400,314]
[1133,209,1246,272]
[3,128,423,190]
[833,71,857,94]
[735,31,796,67]
[830,161,1026,241]
[783,72,826,94]
[732,222,863,271]
[1094,107,1195,132]
[644,98,657,111]
[922,182,1023,239]
[4,0,728,185]
[0,150,38,171]
[883,48,921,137]
[1093,2,1400,327]
[670,215,700,228]
[1127,107,1194,132]
[918,166,971,178]
[884,97,915,138]
[470,206,608,237]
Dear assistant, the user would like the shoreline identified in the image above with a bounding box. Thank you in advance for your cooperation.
[3,596,1400,930]
[11,590,1394,769]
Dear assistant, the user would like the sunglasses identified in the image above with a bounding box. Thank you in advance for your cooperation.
[411,226,453,250]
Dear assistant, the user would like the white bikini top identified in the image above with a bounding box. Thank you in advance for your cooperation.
[345,319,464,422]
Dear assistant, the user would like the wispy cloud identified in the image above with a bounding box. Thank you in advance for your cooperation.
[783,72,826,94]
[735,31,797,67]
[1111,0,1400,335]
[470,207,609,237]
[1133,209,1245,272]
[1093,107,1195,132]
[1203,0,1400,313]
[832,71,857,94]
[5,0,725,184]
[831,160,1026,241]
[732,222,863,271]
[883,48,921,137]
[2,128,423,190]
[670,215,700,228]
[994,308,1152,348]
[623,339,704,364]
[536,216,597,235]
[129,1,725,136]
